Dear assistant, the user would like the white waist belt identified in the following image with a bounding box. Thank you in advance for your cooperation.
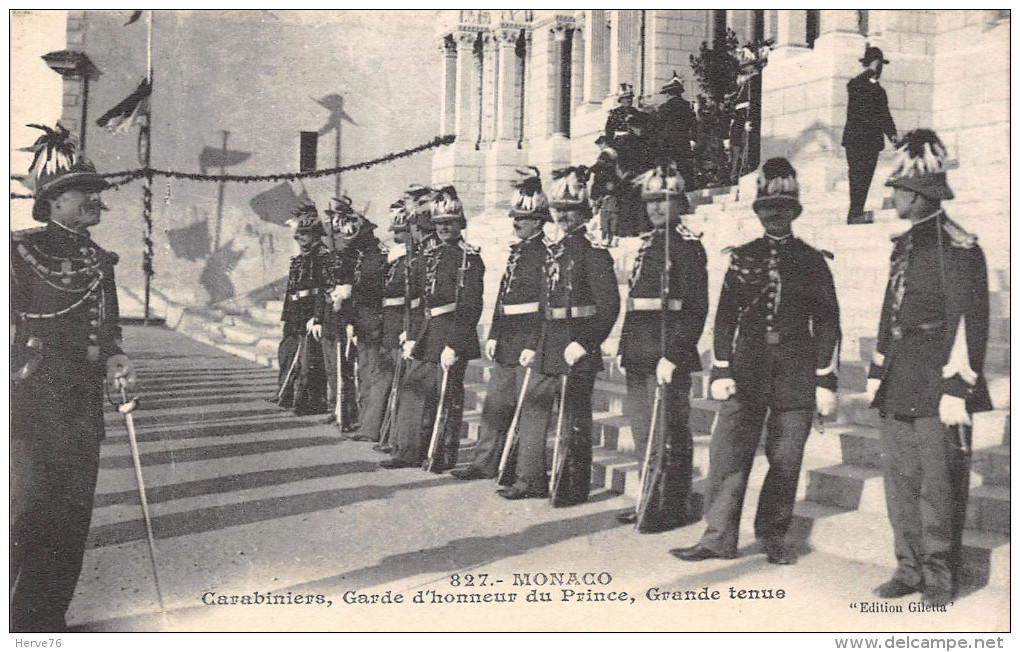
[383,297,421,308]
[499,302,540,316]
[288,288,319,299]
[427,303,457,318]
[546,305,596,320]
[627,297,683,312]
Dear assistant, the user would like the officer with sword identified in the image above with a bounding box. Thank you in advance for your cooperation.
[617,163,708,531]
[451,168,550,481]
[380,186,485,471]
[11,126,139,631]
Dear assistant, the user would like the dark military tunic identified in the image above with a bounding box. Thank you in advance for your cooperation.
[510,227,620,505]
[605,104,642,141]
[461,231,547,478]
[619,222,709,530]
[390,236,485,468]
[11,223,123,631]
[277,241,329,415]
[657,95,698,182]
[842,70,898,219]
[696,232,840,555]
[867,212,991,596]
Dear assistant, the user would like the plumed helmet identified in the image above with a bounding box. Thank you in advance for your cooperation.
[508,167,551,222]
[660,71,685,96]
[637,163,692,213]
[388,198,410,232]
[288,198,325,236]
[404,184,436,230]
[752,157,803,218]
[884,129,954,201]
[325,194,364,237]
[617,82,635,101]
[430,185,465,224]
[547,166,592,214]
[23,124,109,222]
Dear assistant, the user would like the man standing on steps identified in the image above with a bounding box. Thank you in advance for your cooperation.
[616,164,708,530]
[451,169,550,481]
[381,186,485,470]
[499,167,620,505]
[866,129,991,607]
[674,158,840,566]
[11,126,136,632]
[320,195,387,440]
[842,45,898,224]
[276,199,330,415]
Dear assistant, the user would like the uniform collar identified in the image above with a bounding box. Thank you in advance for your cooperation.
[47,220,91,243]
[764,232,794,244]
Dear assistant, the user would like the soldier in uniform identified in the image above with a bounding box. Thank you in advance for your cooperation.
[605,82,641,142]
[866,130,991,606]
[11,127,136,631]
[591,135,621,246]
[275,199,330,415]
[655,72,698,188]
[615,111,656,238]
[372,198,417,452]
[320,195,387,439]
[616,164,708,527]
[675,158,840,565]
[499,167,620,504]
[381,186,485,470]
[842,45,898,223]
[451,169,550,480]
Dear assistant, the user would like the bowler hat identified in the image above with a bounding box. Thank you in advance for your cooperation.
[859,45,890,65]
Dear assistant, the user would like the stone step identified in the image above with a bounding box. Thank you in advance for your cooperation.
[790,502,1009,589]
[838,404,1011,457]
[973,445,1010,488]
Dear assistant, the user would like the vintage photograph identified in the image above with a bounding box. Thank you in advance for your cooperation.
[9,9,1010,636]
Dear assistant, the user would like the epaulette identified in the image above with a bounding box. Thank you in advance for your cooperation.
[942,217,978,249]
[792,236,834,260]
[377,241,389,255]
[675,223,702,240]
[721,238,756,257]
[11,226,45,242]
[585,232,609,249]
[100,249,120,265]
[458,240,481,255]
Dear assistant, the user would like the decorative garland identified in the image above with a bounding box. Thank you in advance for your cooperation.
[10,134,455,199]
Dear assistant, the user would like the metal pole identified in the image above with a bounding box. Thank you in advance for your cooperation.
[143,10,154,323]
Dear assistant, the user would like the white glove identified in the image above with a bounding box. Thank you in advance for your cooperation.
[399,330,407,345]
[519,348,536,368]
[656,357,676,385]
[346,324,355,340]
[386,243,407,264]
[441,346,458,370]
[939,394,972,427]
[331,284,352,303]
[305,318,322,341]
[690,140,697,150]
[866,378,881,403]
[106,354,137,391]
[563,341,587,367]
[710,378,736,401]
[815,387,837,418]
[723,138,731,150]
[402,340,416,360]
[485,339,497,361]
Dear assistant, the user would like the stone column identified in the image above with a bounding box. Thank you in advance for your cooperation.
[775,10,808,49]
[481,33,498,144]
[551,24,570,137]
[453,31,477,142]
[819,10,860,35]
[494,28,519,141]
[570,25,585,111]
[584,10,609,103]
[439,37,457,135]
[610,11,641,97]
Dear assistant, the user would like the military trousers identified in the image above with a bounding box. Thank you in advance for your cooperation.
[277,332,327,415]
[354,342,393,442]
[321,334,360,428]
[625,371,694,477]
[390,358,466,468]
[879,415,970,595]
[845,147,881,221]
[511,368,597,506]
[464,362,527,478]
[11,358,105,632]
[697,399,812,554]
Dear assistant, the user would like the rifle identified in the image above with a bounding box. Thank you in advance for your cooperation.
[549,257,575,502]
[422,242,468,473]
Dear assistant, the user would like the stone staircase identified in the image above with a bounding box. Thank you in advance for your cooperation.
[161,180,1009,589]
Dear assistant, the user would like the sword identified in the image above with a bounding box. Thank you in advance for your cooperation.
[635,384,663,530]
[276,334,306,404]
[423,366,451,473]
[549,372,570,497]
[497,367,532,486]
[117,381,169,624]
[334,338,344,429]
[378,349,404,450]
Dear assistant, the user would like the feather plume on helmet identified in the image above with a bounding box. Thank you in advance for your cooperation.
[22,124,108,220]
[388,197,410,232]
[325,193,365,238]
[751,157,802,218]
[287,198,325,236]
[637,161,692,214]
[547,166,592,218]
[404,183,436,230]
[431,185,466,224]
[508,166,551,222]
[884,129,954,201]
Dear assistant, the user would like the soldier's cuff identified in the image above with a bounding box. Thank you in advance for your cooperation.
[941,375,971,400]
[815,372,838,392]
[709,359,732,383]
[867,350,885,379]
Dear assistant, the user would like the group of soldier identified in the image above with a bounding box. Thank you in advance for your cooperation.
[9,102,989,629]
